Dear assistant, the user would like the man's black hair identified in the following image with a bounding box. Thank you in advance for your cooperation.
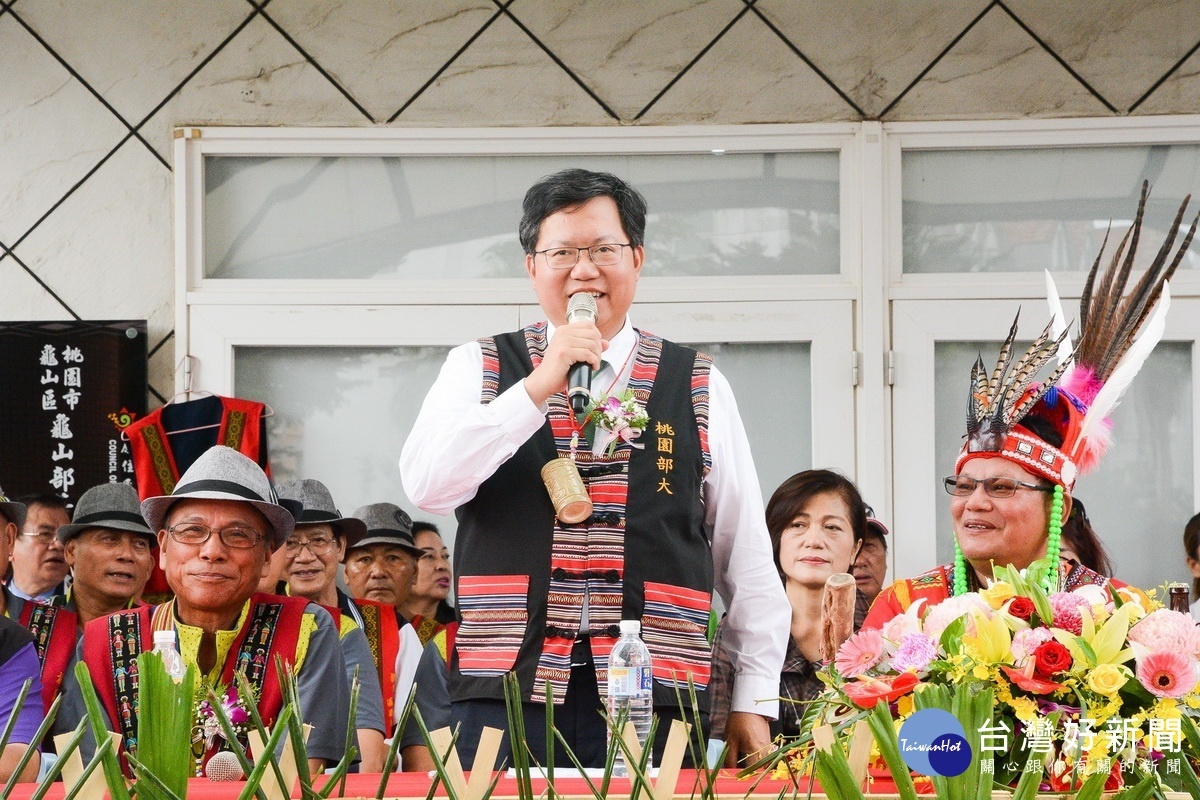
[15,493,69,514]
[518,169,648,255]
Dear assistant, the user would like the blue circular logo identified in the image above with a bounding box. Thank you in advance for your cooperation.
[897,709,972,777]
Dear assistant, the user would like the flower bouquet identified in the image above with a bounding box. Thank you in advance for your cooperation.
[784,561,1200,799]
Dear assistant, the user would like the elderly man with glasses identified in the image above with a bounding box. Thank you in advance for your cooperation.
[55,447,348,778]
[8,494,70,604]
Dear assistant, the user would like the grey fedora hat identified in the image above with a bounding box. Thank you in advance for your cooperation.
[0,486,25,529]
[347,502,422,557]
[141,445,295,546]
[58,483,154,543]
[276,479,366,543]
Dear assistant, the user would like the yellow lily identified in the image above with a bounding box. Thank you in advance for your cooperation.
[1054,603,1135,668]
[962,608,1012,664]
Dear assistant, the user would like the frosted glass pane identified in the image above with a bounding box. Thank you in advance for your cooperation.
[234,346,455,536]
[205,152,839,279]
[691,342,811,504]
[904,146,1200,273]
[933,341,1192,590]
[234,341,810,550]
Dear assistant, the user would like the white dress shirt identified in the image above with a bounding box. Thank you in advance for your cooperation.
[399,317,788,718]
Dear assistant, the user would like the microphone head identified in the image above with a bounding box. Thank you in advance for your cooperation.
[205,750,244,782]
[566,292,598,324]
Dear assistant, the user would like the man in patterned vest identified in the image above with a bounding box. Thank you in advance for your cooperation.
[401,169,788,767]
[55,446,348,777]
[10,483,156,718]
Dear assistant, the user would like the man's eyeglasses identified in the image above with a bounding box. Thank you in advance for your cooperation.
[943,476,1054,498]
[19,529,58,545]
[534,243,631,270]
[168,524,264,549]
[282,534,338,557]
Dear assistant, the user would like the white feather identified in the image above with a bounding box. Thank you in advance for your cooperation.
[1044,269,1073,367]
[1070,282,1171,460]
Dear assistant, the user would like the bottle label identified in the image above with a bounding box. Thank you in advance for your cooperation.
[609,665,652,695]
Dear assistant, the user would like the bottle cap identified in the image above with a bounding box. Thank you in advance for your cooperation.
[153,630,176,646]
[619,619,641,635]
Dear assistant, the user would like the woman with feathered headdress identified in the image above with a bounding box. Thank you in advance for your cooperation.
[864,183,1196,628]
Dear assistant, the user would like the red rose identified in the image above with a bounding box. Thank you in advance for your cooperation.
[1032,640,1072,678]
[843,671,920,709]
[1007,597,1035,621]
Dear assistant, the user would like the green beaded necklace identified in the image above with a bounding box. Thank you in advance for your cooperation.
[952,483,1064,596]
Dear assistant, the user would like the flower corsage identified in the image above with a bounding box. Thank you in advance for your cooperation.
[192,682,254,775]
[582,389,649,456]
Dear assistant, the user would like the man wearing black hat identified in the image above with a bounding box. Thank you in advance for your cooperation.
[401,169,788,766]
[56,447,349,778]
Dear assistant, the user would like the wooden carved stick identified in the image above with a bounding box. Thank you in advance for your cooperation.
[821,572,857,663]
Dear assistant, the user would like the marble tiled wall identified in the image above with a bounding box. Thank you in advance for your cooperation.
[4,0,1200,402]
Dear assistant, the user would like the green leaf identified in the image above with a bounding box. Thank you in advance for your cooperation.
[73,659,132,800]
[131,654,195,800]
[864,702,920,800]
[1010,748,1047,800]
[27,717,86,800]
[375,678,418,799]
[812,737,865,800]
[237,704,295,800]
[1,689,61,799]
[939,616,967,657]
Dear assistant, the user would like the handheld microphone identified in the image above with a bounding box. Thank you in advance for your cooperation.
[566,293,598,414]
[205,750,244,781]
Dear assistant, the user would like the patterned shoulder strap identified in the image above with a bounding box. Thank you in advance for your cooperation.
[479,336,500,405]
[690,350,713,475]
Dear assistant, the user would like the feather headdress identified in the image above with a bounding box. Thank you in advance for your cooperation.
[958,181,1197,490]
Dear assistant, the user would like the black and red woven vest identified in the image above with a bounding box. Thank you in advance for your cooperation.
[450,323,714,707]
[341,595,401,736]
[80,593,306,773]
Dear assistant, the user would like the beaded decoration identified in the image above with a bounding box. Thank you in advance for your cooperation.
[951,483,1065,597]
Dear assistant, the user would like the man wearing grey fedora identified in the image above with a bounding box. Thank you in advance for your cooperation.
[275,480,425,773]
[8,482,156,719]
[401,169,788,767]
[344,502,426,761]
[56,446,349,778]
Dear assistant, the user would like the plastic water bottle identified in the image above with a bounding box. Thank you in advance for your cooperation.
[607,619,653,776]
[152,629,187,682]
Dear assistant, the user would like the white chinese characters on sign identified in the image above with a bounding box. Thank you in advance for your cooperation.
[39,344,84,497]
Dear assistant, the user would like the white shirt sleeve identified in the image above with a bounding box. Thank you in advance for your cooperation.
[393,623,424,726]
[399,341,548,515]
[705,364,790,719]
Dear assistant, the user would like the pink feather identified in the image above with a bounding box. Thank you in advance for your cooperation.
[1057,366,1105,407]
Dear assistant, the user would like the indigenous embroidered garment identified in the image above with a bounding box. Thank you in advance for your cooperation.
[341,594,400,736]
[19,599,78,713]
[453,323,715,706]
[862,561,1137,631]
[79,595,309,771]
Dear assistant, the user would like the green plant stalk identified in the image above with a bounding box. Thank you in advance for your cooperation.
[543,680,555,794]
[208,683,272,800]
[132,654,196,800]
[278,660,315,795]
[27,717,87,800]
[864,701,920,800]
[73,660,132,800]
[1071,767,1120,800]
[237,704,296,800]
[317,749,355,800]
[374,678,419,799]
[124,753,185,800]
[333,666,362,798]
[604,707,660,800]
[550,724,605,800]
[0,678,32,753]
[55,734,116,800]
[502,672,532,800]
[1010,748,1047,800]
[1115,773,1158,800]
[1,690,62,799]
[812,741,866,800]
[411,704,461,800]
[1169,729,1200,798]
